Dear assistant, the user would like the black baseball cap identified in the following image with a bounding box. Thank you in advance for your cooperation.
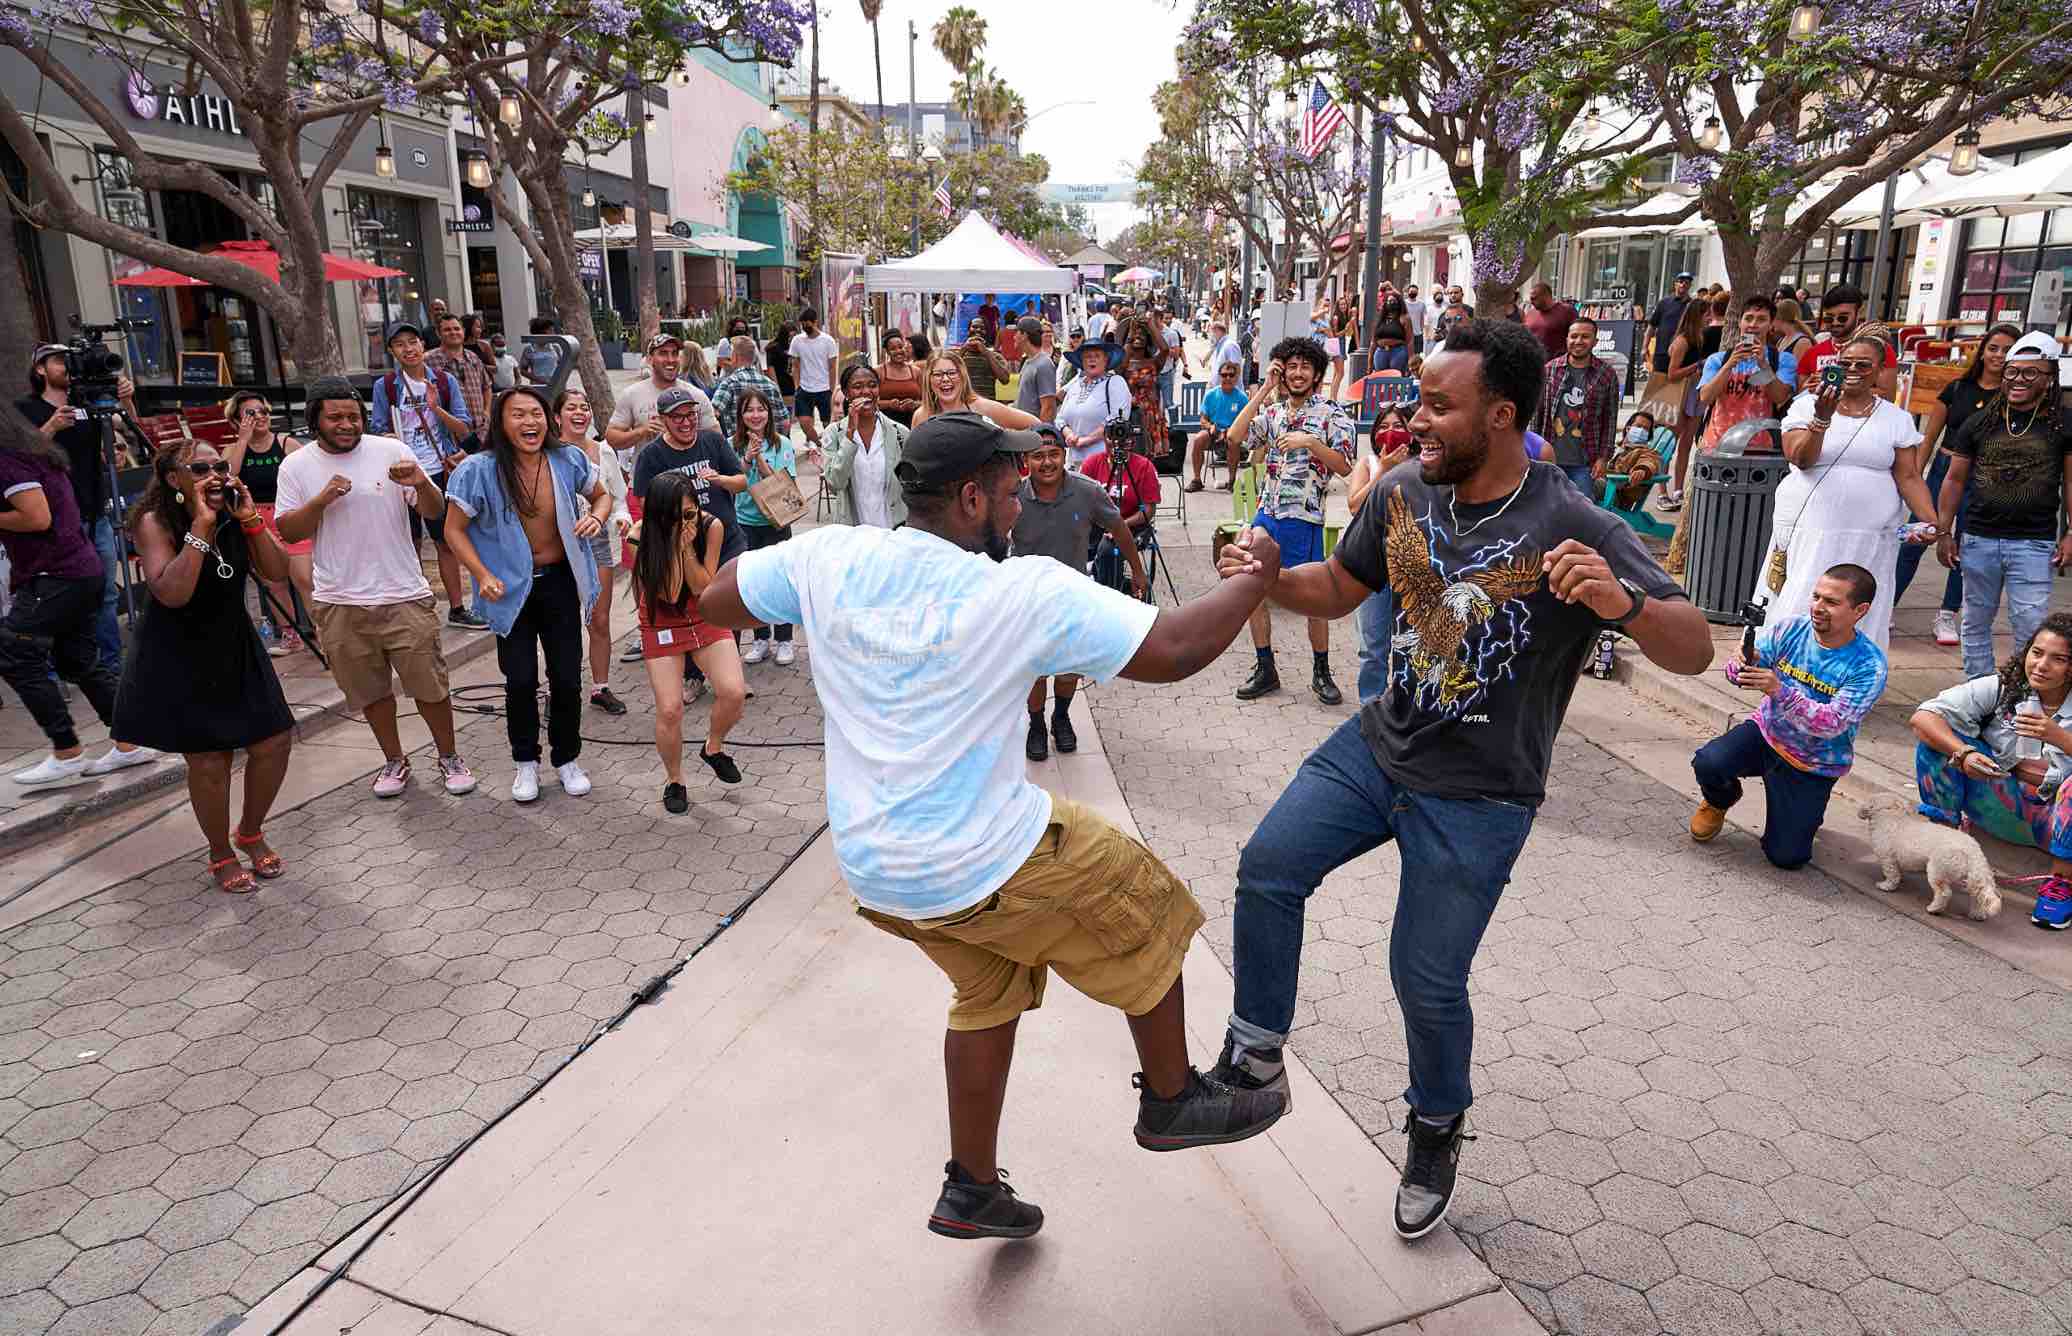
[385,320,424,344]
[896,410,1041,490]
[656,385,702,416]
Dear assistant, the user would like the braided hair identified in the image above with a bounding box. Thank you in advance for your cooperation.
[1994,612,2072,715]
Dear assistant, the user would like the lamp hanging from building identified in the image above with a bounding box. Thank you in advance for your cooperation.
[1408,32,1424,54]
[1787,4,1822,41]
[464,149,492,189]
[1949,127,1981,176]
[498,89,523,127]
[582,185,596,208]
[768,97,784,125]
[1699,114,1723,151]
[1454,143,1473,168]
[673,68,691,88]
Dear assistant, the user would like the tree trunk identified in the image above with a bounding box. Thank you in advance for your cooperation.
[807,6,822,273]
[0,190,46,455]
[628,85,661,347]
[511,161,619,418]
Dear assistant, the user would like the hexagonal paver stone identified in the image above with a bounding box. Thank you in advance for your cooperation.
[1757,1222,1872,1295]
[145,1191,250,1252]
[234,1148,332,1205]
[1480,1220,1583,1289]
[1743,1276,1865,1336]
[48,1237,164,1306]
[60,1188,171,1249]
[1572,1220,1678,1291]
[1850,1222,1965,1292]
[139,1238,255,1310]
[1842,1277,1965,1336]
[1665,1222,1773,1293]
[43,1292,156,1336]
[0,1185,86,1247]
[1594,1173,1694,1236]
[0,1233,77,1297]
[1646,1273,1760,1336]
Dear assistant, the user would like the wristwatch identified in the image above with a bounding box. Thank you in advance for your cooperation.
[1607,578,1647,627]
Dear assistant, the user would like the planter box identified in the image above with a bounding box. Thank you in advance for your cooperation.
[599,340,626,371]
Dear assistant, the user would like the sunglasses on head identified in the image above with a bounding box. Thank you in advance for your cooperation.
[184,460,232,477]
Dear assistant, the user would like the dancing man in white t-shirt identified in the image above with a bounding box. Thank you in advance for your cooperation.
[275,378,479,800]
[699,409,1290,1241]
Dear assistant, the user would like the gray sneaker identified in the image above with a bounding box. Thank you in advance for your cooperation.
[1132,1068,1287,1151]
[1395,1112,1474,1240]
[1207,1033,1292,1107]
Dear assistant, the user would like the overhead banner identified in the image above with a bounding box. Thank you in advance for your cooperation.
[1042,183,1136,205]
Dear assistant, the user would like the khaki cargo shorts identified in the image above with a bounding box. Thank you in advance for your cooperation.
[311,596,452,712]
[858,798,1205,1031]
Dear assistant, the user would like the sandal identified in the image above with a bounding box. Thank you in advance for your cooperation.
[208,855,257,894]
[234,828,285,879]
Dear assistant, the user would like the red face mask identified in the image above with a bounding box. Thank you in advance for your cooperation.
[1376,428,1412,452]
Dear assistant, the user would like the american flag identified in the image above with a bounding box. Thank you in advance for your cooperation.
[932,179,954,219]
[1299,80,1348,160]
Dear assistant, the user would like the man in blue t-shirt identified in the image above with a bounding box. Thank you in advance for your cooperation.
[1185,360,1249,491]
[697,409,1292,1242]
[1691,564,1888,869]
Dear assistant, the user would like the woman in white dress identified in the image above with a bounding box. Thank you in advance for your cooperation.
[1764,334,1940,651]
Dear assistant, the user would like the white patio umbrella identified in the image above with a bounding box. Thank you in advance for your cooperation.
[1573,190,1706,239]
[687,234,772,254]
[1823,156,2007,229]
[1884,141,2072,227]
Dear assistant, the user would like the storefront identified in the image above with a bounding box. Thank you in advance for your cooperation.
[1950,137,2072,334]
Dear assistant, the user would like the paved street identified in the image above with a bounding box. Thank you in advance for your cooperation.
[0,659,826,1336]
[1092,538,2072,1336]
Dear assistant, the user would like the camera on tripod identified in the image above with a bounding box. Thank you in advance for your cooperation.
[1103,409,1144,454]
[63,319,152,419]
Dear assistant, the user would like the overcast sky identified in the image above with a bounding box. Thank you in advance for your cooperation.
[798,0,1187,239]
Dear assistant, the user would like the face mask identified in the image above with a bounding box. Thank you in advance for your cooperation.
[1377,428,1412,451]
[1627,426,1650,444]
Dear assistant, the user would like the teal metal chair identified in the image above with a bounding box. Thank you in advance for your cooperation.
[1596,427,1679,541]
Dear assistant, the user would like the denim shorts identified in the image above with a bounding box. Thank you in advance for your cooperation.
[1253,509,1326,566]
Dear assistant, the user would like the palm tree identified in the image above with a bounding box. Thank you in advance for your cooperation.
[930,6,986,150]
[859,0,886,141]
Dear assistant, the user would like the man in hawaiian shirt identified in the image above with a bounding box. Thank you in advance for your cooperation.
[1225,336,1356,704]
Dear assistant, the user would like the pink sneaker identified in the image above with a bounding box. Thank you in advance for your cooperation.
[371,758,411,798]
[438,755,478,796]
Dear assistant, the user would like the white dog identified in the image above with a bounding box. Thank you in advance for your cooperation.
[1857,795,2001,920]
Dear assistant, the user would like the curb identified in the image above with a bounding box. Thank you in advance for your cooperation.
[0,627,502,855]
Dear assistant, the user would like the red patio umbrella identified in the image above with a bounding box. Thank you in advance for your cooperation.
[114,239,405,287]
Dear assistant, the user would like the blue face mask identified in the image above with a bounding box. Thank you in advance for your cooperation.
[1628,425,1651,444]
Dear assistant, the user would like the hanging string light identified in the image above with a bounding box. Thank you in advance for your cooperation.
[1788,4,1823,41]
[1700,114,1723,151]
[1948,127,1981,176]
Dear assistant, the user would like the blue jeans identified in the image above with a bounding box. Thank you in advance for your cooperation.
[1371,343,1410,373]
[90,516,122,670]
[1355,589,1395,703]
[1229,718,1534,1117]
[1692,720,1838,870]
[1960,536,2054,679]
[1892,451,1963,610]
[1561,464,1596,498]
[1158,365,1175,412]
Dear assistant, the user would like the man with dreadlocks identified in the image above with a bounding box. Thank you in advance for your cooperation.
[1935,331,2072,680]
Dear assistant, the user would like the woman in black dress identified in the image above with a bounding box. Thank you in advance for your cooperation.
[117,441,296,893]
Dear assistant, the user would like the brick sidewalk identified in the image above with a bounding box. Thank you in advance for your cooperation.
[1090,536,2072,1336]
[0,657,825,1336]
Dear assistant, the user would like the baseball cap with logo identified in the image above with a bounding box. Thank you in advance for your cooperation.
[647,331,683,353]
[30,343,67,370]
[656,385,703,416]
[896,410,1042,491]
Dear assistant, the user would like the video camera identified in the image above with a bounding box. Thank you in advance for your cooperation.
[62,319,152,419]
[1103,408,1146,455]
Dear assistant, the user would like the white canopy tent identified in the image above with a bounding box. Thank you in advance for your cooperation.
[864,211,1076,295]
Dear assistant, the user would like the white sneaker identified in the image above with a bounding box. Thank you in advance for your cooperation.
[774,642,796,667]
[741,640,769,665]
[1935,610,1960,647]
[557,762,592,796]
[512,761,540,803]
[12,754,91,787]
[85,745,159,776]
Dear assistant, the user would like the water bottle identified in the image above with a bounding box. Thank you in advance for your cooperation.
[258,616,282,658]
[2015,697,2046,761]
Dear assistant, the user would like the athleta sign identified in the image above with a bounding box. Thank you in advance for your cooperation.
[122,71,246,138]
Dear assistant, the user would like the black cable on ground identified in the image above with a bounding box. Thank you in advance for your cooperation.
[446,682,825,748]
[258,814,830,1336]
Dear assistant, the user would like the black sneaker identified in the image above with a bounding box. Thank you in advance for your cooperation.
[619,640,645,664]
[701,750,742,784]
[1235,661,1281,701]
[927,1161,1043,1240]
[1313,666,1343,706]
[1395,1111,1475,1240]
[662,782,688,814]
[1133,1068,1287,1151]
[1206,1033,1292,1108]
[447,607,489,630]
[1025,714,1048,762]
[590,687,627,716]
[1050,706,1077,754]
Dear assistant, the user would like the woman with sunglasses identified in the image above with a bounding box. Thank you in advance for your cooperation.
[629,470,746,811]
[910,354,1039,431]
[116,441,295,893]
[1763,334,1939,652]
[224,391,311,655]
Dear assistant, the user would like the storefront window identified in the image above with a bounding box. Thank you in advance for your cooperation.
[1955,141,2072,335]
[345,187,431,369]
[93,151,175,382]
[1776,225,1915,319]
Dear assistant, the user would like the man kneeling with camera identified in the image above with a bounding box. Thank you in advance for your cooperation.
[1013,424,1148,762]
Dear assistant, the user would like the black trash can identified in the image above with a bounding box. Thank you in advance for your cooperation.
[1684,420,1789,626]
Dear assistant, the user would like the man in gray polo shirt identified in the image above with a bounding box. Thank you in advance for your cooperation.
[1013,316,1058,423]
[1012,426,1146,762]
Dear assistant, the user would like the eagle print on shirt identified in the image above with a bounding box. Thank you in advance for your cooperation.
[1383,486,1543,713]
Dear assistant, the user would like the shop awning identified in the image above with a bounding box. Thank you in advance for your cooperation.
[113,239,403,287]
